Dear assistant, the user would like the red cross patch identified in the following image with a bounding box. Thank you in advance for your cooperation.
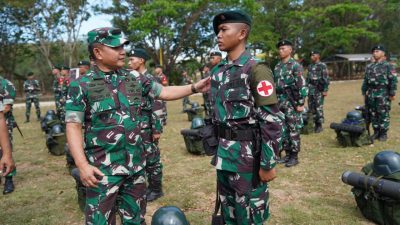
[257,80,274,97]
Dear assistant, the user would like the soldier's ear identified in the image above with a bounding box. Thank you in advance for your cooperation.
[93,46,103,60]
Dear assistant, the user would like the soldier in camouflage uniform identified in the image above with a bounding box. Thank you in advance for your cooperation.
[154,65,168,126]
[209,51,222,68]
[273,40,307,167]
[52,65,64,119]
[306,50,330,133]
[23,72,41,122]
[210,11,283,224]
[361,45,397,141]
[0,75,17,194]
[59,66,70,125]
[181,71,193,112]
[66,27,210,225]
[78,60,91,76]
[127,48,165,203]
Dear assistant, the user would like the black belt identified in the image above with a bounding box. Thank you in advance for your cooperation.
[216,125,256,141]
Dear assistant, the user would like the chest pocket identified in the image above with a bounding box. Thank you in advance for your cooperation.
[125,77,144,122]
[375,66,389,86]
[87,79,117,127]
[223,78,252,120]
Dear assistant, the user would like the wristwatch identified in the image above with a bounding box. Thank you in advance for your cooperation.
[191,84,198,93]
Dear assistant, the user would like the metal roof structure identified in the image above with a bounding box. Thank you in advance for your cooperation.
[324,54,371,62]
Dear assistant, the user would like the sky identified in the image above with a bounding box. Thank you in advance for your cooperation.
[78,0,112,38]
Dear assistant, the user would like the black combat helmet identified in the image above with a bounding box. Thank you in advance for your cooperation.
[373,150,400,176]
[151,206,190,225]
[46,110,56,116]
[191,102,200,109]
[51,124,65,136]
[191,117,205,129]
[346,110,362,121]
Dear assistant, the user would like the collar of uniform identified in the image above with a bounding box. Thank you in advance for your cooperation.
[220,50,252,67]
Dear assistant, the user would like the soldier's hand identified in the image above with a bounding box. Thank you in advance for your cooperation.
[3,104,11,113]
[79,164,104,188]
[323,92,328,97]
[389,95,395,101]
[194,77,211,93]
[153,133,161,141]
[296,105,304,112]
[259,168,276,183]
[0,155,15,177]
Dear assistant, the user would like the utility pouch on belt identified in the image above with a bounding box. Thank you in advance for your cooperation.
[199,118,218,156]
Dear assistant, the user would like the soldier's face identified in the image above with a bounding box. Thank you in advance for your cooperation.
[372,50,385,61]
[128,56,143,71]
[52,69,60,75]
[311,54,320,63]
[210,56,221,66]
[79,65,90,75]
[155,68,162,75]
[278,46,292,59]
[216,23,246,51]
[93,45,126,69]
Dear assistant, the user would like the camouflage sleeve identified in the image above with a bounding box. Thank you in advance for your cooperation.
[151,112,163,134]
[293,63,307,106]
[361,68,368,95]
[23,81,28,92]
[256,104,283,170]
[35,80,41,90]
[387,64,398,96]
[322,63,330,92]
[2,80,16,105]
[65,80,86,123]
[250,63,278,107]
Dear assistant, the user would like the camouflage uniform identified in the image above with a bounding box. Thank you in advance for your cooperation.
[201,70,213,117]
[306,61,330,125]
[66,66,163,225]
[181,75,192,111]
[0,76,17,193]
[209,50,283,224]
[60,76,70,124]
[154,74,168,126]
[23,78,41,121]
[53,75,63,118]
[273,57,307,162]
[361,60,397,139]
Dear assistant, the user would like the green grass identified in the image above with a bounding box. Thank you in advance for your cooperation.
[1,79,398,224]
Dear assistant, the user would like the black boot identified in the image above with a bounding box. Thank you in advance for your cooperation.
[285,152,299,167]
[314,122,323,133]
[371,129,380,140]
[147,180,164,202]
[3,177,14,194]
[378,129,387,142]
[277,151,290,164]
[24,117,30,123]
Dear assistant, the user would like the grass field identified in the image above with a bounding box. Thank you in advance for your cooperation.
[1,79,399,225]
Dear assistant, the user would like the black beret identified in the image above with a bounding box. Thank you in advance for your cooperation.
[213,10,252,35]
[61,65,70,70]
[210,51,222,57]
[128,48,150,61]
[276,39,293,48]
[310,50,320,56]
[155,64,163,69]
[53,64,62,70]
[27,72,34,77]
[371,45,386,53]
[78,60,90,66]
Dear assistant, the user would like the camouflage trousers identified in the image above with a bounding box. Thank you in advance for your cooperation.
[25,97,40,119]
[0,114,16,177]
[86,171,147,225]
[308,89,325,124]
[55,97,63,119]
[203,92,213,117]
[143,130,163,190]
[58,101,66,124]
[279,103,302,154]
[367,95,391,132]
[217,170,270,225]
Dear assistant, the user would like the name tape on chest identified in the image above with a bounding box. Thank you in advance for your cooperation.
[257,80,274,97]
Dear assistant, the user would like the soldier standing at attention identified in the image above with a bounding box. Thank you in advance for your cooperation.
[23,72,41,122]
[65,27,210,225]
[52,65,63,119]
[209,10,282,224]
[154,65,168,126]
[59,66,70,124]
[273,40,306,167]
[306,50,330,133]
[0,75,17,194]
[127,48,165,203]
[78,60,91,76]
[362,45,397,141]
[181,70,193,112]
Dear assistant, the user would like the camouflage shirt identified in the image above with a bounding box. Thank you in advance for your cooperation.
[362,61,398,97]
[23,79,40,98]
[306,61,330,92]
[65,67,163,175]
[0,76,16,106]
[210,50,281,173]
[273,57,307,107]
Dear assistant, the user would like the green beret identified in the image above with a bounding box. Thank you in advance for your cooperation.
[87,27,129,47]
[53,64,62,70]
[276,39,293,48]
[210,51,222,57]
[27,72,34,77]
[213,10,252,35]
[128,48,150,61]
[371,45,386,53]
[310,50,320,56]
[77,60,90,66]
[61,65,70,70]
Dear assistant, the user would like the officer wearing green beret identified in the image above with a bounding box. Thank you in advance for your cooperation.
[127,48,165,203]
[52,64,64,119]
[273,40,307,167]
[65,27,210,225]
[154,65,168,125]
[59,66,70,125]
[23,72,41,122]
[362,45,397,141]
[209,10,283,224]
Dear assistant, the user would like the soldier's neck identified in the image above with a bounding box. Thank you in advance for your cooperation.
[96,62,118,73]
[137,65,146,74]
[227,44,246,62]
[281,56,291,63]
